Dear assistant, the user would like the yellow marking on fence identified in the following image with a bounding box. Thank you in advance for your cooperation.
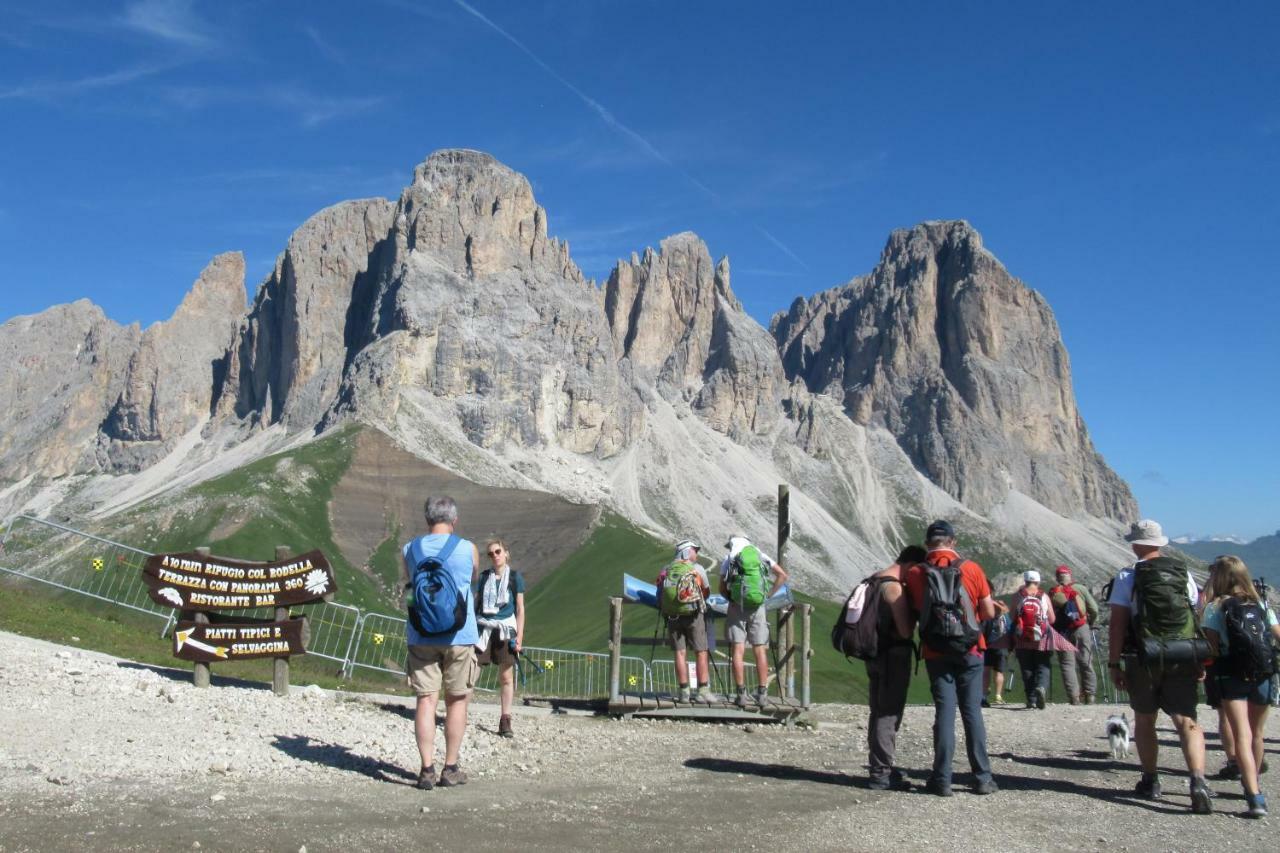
[372,633,385,645]
[91,557,104,572]
[627,674,638,686]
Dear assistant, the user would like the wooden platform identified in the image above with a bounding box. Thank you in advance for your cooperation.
[606,693,804,722]
[522,693,805,723]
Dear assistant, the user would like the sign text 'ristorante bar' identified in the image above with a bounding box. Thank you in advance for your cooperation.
[142,550,337,610]
[172,617,310,663]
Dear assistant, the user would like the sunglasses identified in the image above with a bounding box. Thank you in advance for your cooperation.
[487,549,504,557]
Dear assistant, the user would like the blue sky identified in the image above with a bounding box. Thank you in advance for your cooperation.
[1,1,1277,540]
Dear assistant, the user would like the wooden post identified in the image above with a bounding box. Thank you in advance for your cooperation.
[608,597,623,703]
[777,484,790,564]
[273,545,291,697]
[192,547,211,689]
[800,603,812,709]
[778,604,788,696]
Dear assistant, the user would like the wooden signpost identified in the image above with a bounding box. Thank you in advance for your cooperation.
[172,616,309,663]
[142,545,337,695]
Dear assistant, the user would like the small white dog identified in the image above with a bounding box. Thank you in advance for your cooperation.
[1106,713,1131,760]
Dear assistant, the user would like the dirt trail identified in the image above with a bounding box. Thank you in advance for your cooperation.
[0,631,1276,852]
[328,428,598,588]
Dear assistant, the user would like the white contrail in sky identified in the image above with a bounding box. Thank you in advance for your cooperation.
[450,0,808,271]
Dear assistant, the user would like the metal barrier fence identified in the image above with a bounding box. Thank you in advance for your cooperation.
[0,514,658,699]
[648,658,759,697]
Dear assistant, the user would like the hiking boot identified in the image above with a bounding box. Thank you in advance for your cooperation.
[677,685,692,703]
[1213,762,1240,781]
[1068,695,1081,706]
[980,698,991,708]
[994,694,1005,705]
[868,770,909,791]
[1189,777,1213,814]
[753,685,770,707]
[1134,773,1162,800]
[498,714,514,739]
[1244,792,1268,819]
[925,779,953,797]
[733,688,750,709]
[1034,687,1047,710]
[415,765,437,791]
[973,778,999,795]
[694,687,722,704]
[1083,693,1095,705]
[437,765,467,788]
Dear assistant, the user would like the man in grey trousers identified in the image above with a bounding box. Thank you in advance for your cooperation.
[1049,565,1100,704]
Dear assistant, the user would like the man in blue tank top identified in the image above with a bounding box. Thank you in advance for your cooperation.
[404,495,480,790]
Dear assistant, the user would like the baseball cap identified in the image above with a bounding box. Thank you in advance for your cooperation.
[1123,519,1169,547]
[724,534,748,549]
[925,520,955,540]
[1023,570,1041,584]
[1055,565,1072,578]
[674,539,700,557]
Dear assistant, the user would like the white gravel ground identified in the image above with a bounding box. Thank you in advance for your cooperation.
[1,630,1276,852]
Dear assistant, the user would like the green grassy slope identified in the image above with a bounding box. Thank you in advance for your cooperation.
[112,425,393,614]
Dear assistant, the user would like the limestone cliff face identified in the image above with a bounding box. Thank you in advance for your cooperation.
[772,220,1136,521]
[0,301,138,480]
[603,237,783,438]
[329,150,633,456]
[216,199,395,428]
[100,253,246,469]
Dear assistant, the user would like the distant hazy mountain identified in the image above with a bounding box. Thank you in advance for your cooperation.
[1175,532,1280,583]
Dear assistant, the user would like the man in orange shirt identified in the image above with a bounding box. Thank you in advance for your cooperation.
[906,519,999,797]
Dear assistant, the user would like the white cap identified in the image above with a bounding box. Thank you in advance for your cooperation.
[1023,570,1041,584]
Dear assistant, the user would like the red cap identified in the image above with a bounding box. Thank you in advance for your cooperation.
[1055,565,1072,577]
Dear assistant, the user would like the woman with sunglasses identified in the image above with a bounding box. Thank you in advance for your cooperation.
[475,539,526,738]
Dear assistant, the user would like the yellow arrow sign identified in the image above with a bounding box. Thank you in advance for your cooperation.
[174,628,229,659]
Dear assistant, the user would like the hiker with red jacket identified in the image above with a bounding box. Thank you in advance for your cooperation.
[905,520,998,797]
[1049,565,1099,704]
[864,544,925,790]
[1013,571,1055,710]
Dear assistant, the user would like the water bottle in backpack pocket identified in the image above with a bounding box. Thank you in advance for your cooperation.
[408,535,468,637]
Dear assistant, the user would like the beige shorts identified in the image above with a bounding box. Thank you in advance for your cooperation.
[726,602,770,646]
[407,644,478,698]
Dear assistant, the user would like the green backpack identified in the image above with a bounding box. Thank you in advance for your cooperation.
[730,545,768,608]
[660,561,704,616]
[1131,558,1208,670]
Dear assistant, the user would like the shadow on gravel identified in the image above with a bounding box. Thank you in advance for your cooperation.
[116,661,271,691]
[271,734,417,785]
[684,757,853,786]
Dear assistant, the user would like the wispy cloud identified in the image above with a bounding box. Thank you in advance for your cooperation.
[442,0,808,271]
[302,24,345,64]
[1139,469,1171,487]
[0,62,174,101]
[163,84,389,128]
[118,0,218,49]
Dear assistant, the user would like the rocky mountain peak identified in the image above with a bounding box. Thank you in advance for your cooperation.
[773,220,1137,522]
[399,148,578,282]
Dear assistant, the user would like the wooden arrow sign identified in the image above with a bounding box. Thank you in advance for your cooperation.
[142,550,337,610]
[172,617,310,663]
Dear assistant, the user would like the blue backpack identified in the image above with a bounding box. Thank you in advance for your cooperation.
[408,535,467,637]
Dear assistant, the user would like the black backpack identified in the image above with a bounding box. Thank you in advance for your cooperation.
[1220,598,1277,681]
[831,576,899,661]
[918,555,981,658]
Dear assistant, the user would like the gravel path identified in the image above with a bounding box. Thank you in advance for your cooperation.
[1,630,1276,852]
